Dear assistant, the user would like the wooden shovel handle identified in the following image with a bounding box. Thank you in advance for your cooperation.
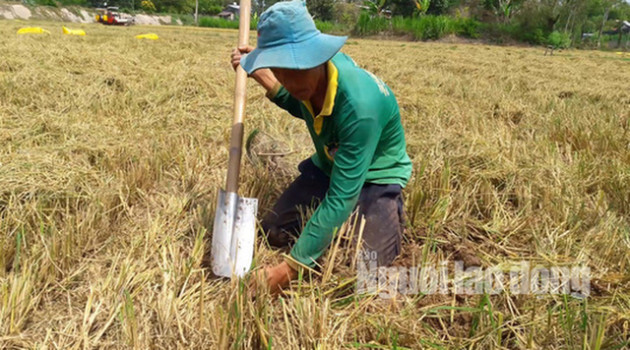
[226,0,252,193]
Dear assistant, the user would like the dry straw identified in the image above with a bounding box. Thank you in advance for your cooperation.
[1,20,629,348]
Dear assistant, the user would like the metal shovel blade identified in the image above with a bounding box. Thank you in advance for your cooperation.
[211,189,258,278]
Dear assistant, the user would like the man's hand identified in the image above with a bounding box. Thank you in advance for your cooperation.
[230,46,279,93]
[252,261,298,295]
[230,45,254,71]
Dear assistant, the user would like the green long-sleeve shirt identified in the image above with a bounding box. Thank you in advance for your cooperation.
[267,52,412,268]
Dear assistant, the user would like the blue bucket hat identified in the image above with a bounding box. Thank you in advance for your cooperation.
[240,0,347,74]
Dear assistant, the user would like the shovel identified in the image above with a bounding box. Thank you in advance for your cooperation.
[211,0,258,278]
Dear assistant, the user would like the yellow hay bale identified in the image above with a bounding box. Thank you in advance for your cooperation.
[62,26,86,36]
[17,27,50,35]
[135,33,159,40]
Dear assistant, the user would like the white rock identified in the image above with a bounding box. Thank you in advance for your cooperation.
[80,9,93,23]
[134,14,160,25]
[12,5,31,20]
[158,15,171,24]
[36,7,60,20]
[1,10,15,20]
[60,8,80,22]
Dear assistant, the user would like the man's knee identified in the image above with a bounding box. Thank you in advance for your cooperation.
[261,217,293,248]
[362,236,401,266]
[358,191,404,267]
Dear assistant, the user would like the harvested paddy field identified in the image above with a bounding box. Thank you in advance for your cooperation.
[1,20,629,349]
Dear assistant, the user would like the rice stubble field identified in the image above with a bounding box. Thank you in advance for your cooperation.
[1,20,630,349]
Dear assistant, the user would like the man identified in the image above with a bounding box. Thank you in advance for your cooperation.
[230,0,412,293]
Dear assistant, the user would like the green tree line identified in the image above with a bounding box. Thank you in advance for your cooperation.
[24,0,228,15]
[22,0,630,47]
[352,0,630,46]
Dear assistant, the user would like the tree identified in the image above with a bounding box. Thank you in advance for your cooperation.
[258,0,283,13]
[307,0,335,20]
[414,0,430,16]
[197,0,223,15]
[597,2,611,47]
[363,0,390,17]
[482,0,523,23]
[496,0,515,22]
[141,0,156,12]
[389,0,416,16]
[426,0,450,14]
[150,0,194,13]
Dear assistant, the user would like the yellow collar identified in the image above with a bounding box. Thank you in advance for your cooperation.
[303,60,338,134]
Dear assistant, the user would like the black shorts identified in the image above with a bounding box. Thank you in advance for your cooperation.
[261,158,404,267]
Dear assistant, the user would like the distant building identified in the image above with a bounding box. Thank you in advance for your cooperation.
[218,2,239,21]
[603,20,630,49]
[603,20,630,35]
